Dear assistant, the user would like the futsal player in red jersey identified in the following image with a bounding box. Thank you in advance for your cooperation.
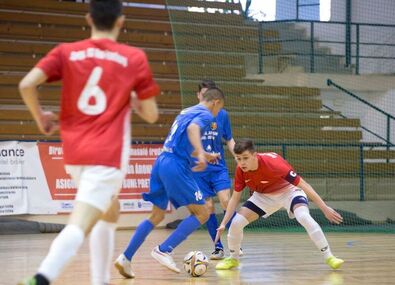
[18,1,159,284]
[215,139,344,270]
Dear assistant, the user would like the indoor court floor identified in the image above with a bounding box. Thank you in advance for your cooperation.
[1,230,394,285]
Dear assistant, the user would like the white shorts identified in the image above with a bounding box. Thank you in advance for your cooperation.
[65,165,124,212]
[247,185,308,219]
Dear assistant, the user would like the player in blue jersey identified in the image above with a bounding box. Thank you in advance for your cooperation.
[193,80,238,260]
[114,87,225,277]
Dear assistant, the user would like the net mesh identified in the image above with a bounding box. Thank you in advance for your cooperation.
[165,0,395,233]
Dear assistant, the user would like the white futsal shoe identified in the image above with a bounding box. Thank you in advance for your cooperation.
[151,245,181,273]
[114,253,135,278]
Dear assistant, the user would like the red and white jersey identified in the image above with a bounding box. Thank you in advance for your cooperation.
[36,38,159,168]
[234,152,301,194]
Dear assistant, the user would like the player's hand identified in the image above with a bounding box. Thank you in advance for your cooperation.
[204,152,220,164]
[214,224,226,244]
[192,152,207,172]
[323,206,343,224]
[38,111,59,136]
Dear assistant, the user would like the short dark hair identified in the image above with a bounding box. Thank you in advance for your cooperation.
[234,139,256,154]
[198,79,216,92]
[90,0,122,31]
[202,87,224,102]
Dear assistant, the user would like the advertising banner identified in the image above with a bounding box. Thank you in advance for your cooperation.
[0,141,165,215]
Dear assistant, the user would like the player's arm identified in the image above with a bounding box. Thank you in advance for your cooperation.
[187,122,207,171]
[132,92,158,123]
[215,189,243,243]
[226,138,236,157]
[19,68,58,135]
[297,178,343,224]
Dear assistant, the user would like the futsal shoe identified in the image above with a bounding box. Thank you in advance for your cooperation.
[210,248,225,260]
[326,256,344,269]
[215,257,240,270]
[114,253,135,278]
[151,246,180,273]
[239,248,244,256]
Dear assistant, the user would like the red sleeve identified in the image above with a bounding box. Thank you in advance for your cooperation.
[133,50,160,100]
[234,167,246,192]
[35,45,63,82]
[264,153,301,186]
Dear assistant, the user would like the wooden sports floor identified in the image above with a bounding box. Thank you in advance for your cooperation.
[1,230,394,285]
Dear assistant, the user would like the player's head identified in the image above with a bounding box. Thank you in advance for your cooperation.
[234,139,258,172]
[201,87,224,116]
[87,0,124,34]
[197,79,216,102]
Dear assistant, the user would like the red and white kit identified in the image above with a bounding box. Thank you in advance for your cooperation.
[235,152,307,218]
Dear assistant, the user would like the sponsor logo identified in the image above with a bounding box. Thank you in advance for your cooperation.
[260,181,269,184]
[61,202,73,210]
[245,179,251,183]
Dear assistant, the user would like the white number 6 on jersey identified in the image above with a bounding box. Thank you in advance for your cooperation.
[77,66,107,115]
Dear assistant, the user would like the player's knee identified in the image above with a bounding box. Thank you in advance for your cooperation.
[149,207,165,226]
[195,209,210,224]
[205,198,215,213]
[219,196,230,210]
[101,198,120,223]
[228,213,249,235]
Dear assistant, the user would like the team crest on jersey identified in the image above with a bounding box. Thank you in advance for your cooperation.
[210,122,217,130]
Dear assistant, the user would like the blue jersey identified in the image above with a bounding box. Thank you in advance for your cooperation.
[163,104,213,164]
[199,109,232,171]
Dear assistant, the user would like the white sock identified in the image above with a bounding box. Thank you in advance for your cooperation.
[38,224,85,281]
[294,206,333,259]
[227,213,249,260]
[89,220,116,285]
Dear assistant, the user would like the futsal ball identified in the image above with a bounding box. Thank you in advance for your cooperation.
[183,251,209,277]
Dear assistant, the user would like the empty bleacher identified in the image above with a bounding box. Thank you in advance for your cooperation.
[0,0,393,181]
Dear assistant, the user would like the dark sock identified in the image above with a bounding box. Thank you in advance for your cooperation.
[34,274,50,285]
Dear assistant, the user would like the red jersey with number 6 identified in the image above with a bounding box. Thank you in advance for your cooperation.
[36,38,159,169]
[234,152,301,194]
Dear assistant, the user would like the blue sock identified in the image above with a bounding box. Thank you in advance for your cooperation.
[206,213,223,249]
[123,219,154,260]
[225,210,237,229]
[159,215,201,253]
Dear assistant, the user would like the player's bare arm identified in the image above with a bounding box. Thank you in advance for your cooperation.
[19,68,59,136]
[226,138,236,157]
[187,122,208,171]
[215,190,243,243]
[297,178,343,224]
[132,92,159,123]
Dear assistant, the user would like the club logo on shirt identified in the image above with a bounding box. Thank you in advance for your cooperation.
[210,122,217,131]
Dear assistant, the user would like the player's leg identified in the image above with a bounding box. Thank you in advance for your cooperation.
[217,192,273,270]
[152,203,209,273]
[290,194,344,269]
[216,205,259,270]
[90,197,120,285]
[115,158,168,278]
[151,157,207,272]
[19,166,121,285]
[193,173,222,255]
[205,196,226,259]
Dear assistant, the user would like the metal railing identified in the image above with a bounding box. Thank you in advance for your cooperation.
[327,79,395,150]
[257,19,395,75]
[253,142,394,201]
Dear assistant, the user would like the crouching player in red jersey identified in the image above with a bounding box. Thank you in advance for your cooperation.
[215,139,344,270]
[18,1,159,284]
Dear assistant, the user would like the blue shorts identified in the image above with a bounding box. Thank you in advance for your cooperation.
[193,167,231,199]
[142,153,205,210]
